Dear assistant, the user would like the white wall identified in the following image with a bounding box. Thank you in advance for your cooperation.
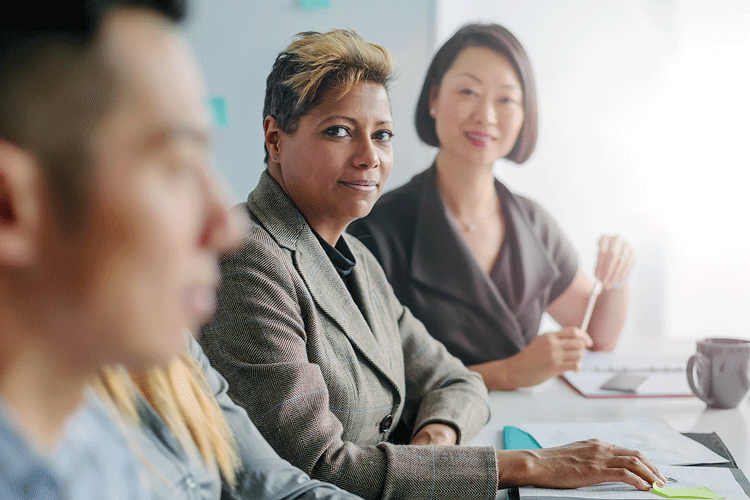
[437,0,750,340]
[185,0,750,342]
[184,0,436,203]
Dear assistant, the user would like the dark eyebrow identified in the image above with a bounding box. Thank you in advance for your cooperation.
[457,72,483,83]
[455,72,521,90]
[319,115,393,127]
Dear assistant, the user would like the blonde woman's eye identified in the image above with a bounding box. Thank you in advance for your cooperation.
[324,126,350,137]
[373,130,394,142]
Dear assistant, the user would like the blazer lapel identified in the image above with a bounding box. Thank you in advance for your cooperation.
[248,171,398,388]
[496,182,561,314]
[409,168,527,351]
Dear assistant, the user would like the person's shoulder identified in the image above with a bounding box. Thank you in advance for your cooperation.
[500,182,555,226]
[54,391,152,500]
[0,403,64,499]
[500,184,573,256]
[231,202,284,254]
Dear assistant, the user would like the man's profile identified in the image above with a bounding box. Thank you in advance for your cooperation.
[0,2,239,497]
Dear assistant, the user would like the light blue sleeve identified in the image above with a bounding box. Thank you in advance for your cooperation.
[188,335,365,500]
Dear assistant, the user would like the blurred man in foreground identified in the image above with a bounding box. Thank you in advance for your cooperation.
[0,2,239,496]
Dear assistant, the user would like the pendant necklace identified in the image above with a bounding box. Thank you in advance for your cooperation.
[455,191,497,233]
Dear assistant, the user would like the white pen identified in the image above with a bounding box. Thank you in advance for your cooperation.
[580,279,603,333]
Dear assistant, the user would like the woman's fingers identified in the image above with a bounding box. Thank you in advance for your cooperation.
[610,245,636,285]
[554,327,593,346]
[596,235,636,288]
[605,447,666,490]
[580,440,666,489]
[597,235,622,285]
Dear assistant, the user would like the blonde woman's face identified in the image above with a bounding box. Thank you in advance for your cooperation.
[430,46,524,168]
[273,81,394,238]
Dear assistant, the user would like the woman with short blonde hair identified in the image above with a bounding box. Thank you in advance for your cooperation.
[201,29,664,500]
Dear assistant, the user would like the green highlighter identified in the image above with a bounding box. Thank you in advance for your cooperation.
[651,482,724,499]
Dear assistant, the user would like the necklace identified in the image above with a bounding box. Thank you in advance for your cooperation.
[453,192,498,233]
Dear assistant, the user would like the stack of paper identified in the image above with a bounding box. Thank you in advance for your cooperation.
[516,418,727,465]
[507,419,747,499]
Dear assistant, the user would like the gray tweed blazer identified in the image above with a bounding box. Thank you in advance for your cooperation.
[200,171,498,500]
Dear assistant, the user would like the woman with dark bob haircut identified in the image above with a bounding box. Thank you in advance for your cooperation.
[350,23,637,391]
[201,28,663,500]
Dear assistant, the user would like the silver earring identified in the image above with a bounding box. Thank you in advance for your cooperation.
[430,108,437,117]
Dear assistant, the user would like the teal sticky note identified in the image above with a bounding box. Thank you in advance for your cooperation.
[503,426,542,450]
[298,0,330,10]
[209,96,229,128]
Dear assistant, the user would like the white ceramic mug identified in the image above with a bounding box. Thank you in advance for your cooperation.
[687,337,750,409]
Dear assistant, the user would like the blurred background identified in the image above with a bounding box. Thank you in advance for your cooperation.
[186,0,750,342]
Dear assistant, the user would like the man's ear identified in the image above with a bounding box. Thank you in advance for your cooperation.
[263,116,282,164]
[0,140,41,267]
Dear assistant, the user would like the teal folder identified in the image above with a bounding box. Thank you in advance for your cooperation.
[503,426,542,450]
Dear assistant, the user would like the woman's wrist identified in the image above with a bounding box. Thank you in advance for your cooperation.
[469,358,517,391]
[608,279,629,290]
[410,422,458,446]
[495,449,535,488]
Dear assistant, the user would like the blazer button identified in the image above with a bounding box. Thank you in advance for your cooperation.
[379,414,393,433]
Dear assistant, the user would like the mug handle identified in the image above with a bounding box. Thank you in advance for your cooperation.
[687,353,714,406]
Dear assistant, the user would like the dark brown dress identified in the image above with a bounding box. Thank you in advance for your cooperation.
[348,165,578,366]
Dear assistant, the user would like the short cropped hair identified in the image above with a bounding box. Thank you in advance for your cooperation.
[263,29,395,163]
[0,0,186,229]
[415,23,538,164]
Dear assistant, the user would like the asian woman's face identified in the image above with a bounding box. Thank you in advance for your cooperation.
[430,46,524,168]
[268,81,394,241]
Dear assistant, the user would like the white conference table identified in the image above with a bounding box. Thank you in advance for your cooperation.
[466,335,750,497]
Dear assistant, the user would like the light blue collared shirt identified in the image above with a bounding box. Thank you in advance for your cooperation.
[1,390,153,500]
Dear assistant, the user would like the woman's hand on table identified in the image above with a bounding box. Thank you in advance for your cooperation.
[595,235,636,291]
[496,439,666,490]
[504,327,593,388]
[409,423,458,446]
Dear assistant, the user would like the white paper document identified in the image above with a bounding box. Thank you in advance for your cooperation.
[519,418,728,466]
[562,370,693,397]
[579,352,685,372]
[562,351,693,397]
[518,464,749,499]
